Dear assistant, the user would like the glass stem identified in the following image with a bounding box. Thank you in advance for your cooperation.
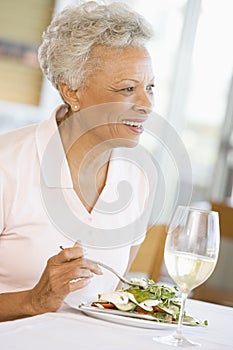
[174,292,188,340]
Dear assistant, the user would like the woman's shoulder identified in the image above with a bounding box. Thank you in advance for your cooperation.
[0,123,39,165]
[0,122,37,145]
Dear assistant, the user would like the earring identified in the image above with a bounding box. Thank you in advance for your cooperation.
[74,105,79,110]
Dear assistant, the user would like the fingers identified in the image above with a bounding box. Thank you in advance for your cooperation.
[50,244,103,277]
[69,267,94,280]
[67,278,91,292]
[61,267,93,294]
[76,268,93,278]
[56,243,84,263]
[62,258,103,278]
[29,243,103,315]
[66,259,103,292]
[55,243,103,275]
[47,243,103,296]
[81,258,103,275]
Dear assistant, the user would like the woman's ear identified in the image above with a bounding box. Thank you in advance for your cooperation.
[58,83,80,112]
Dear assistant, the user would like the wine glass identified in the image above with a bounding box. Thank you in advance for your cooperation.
[153,205,220,347]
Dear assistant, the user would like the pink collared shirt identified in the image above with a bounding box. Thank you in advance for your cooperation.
[0,106,156,304]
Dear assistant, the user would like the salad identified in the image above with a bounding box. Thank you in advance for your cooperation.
[91,279,208,326]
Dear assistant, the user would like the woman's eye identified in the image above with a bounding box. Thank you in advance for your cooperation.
[121,87,135,92]
[146,84,155,93]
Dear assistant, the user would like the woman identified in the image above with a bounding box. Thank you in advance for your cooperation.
[0,0,156,321]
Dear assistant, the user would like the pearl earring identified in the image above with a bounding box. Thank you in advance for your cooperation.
[74,105,78,110]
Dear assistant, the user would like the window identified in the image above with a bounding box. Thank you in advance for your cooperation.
[181,0,233,200]
[0,0,55,105]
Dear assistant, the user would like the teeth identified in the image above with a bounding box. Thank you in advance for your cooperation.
[122,120,142,127]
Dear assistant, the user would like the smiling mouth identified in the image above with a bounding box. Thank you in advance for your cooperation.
[122,120,144,128]
[121,119,146,135]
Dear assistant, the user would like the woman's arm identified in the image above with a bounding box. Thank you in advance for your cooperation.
[0,244,102,322]
[0,290,37,322]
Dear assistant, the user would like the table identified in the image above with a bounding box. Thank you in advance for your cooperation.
[0,299,232,349]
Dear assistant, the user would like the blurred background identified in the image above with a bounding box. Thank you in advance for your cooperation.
[0,0,232,305]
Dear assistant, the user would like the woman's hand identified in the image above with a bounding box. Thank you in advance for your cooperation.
[27,242,102,315]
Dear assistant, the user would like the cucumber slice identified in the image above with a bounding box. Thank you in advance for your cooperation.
[157,303,180,316]
[114,302,135,312]
[99,291,129,305]
[126,292,153,312]
[142,299,160,307]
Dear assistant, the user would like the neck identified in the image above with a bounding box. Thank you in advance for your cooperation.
[58,111,112,168]
[58,112,112,212]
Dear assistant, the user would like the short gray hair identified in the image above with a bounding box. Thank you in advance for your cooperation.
[38,0,154,91]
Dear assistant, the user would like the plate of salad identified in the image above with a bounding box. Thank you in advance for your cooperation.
[71,280,208,329]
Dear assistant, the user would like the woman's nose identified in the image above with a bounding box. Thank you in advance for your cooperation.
[133,91,154,114]
[132,104,152,115]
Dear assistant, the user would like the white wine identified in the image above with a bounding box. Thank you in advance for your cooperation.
[153,207,220,347]
[165,250,217,293]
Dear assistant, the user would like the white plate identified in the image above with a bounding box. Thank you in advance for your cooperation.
[67,303,202,330]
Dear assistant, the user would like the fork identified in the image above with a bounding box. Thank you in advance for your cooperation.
[88,259,148,288]
[59,246,148,288]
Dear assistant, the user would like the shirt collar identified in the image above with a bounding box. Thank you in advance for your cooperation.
[35,105,73,188]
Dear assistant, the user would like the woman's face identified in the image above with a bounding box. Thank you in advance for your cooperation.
[74,45,155,146]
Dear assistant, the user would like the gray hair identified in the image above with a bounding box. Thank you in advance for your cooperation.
[38,0,154,91]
